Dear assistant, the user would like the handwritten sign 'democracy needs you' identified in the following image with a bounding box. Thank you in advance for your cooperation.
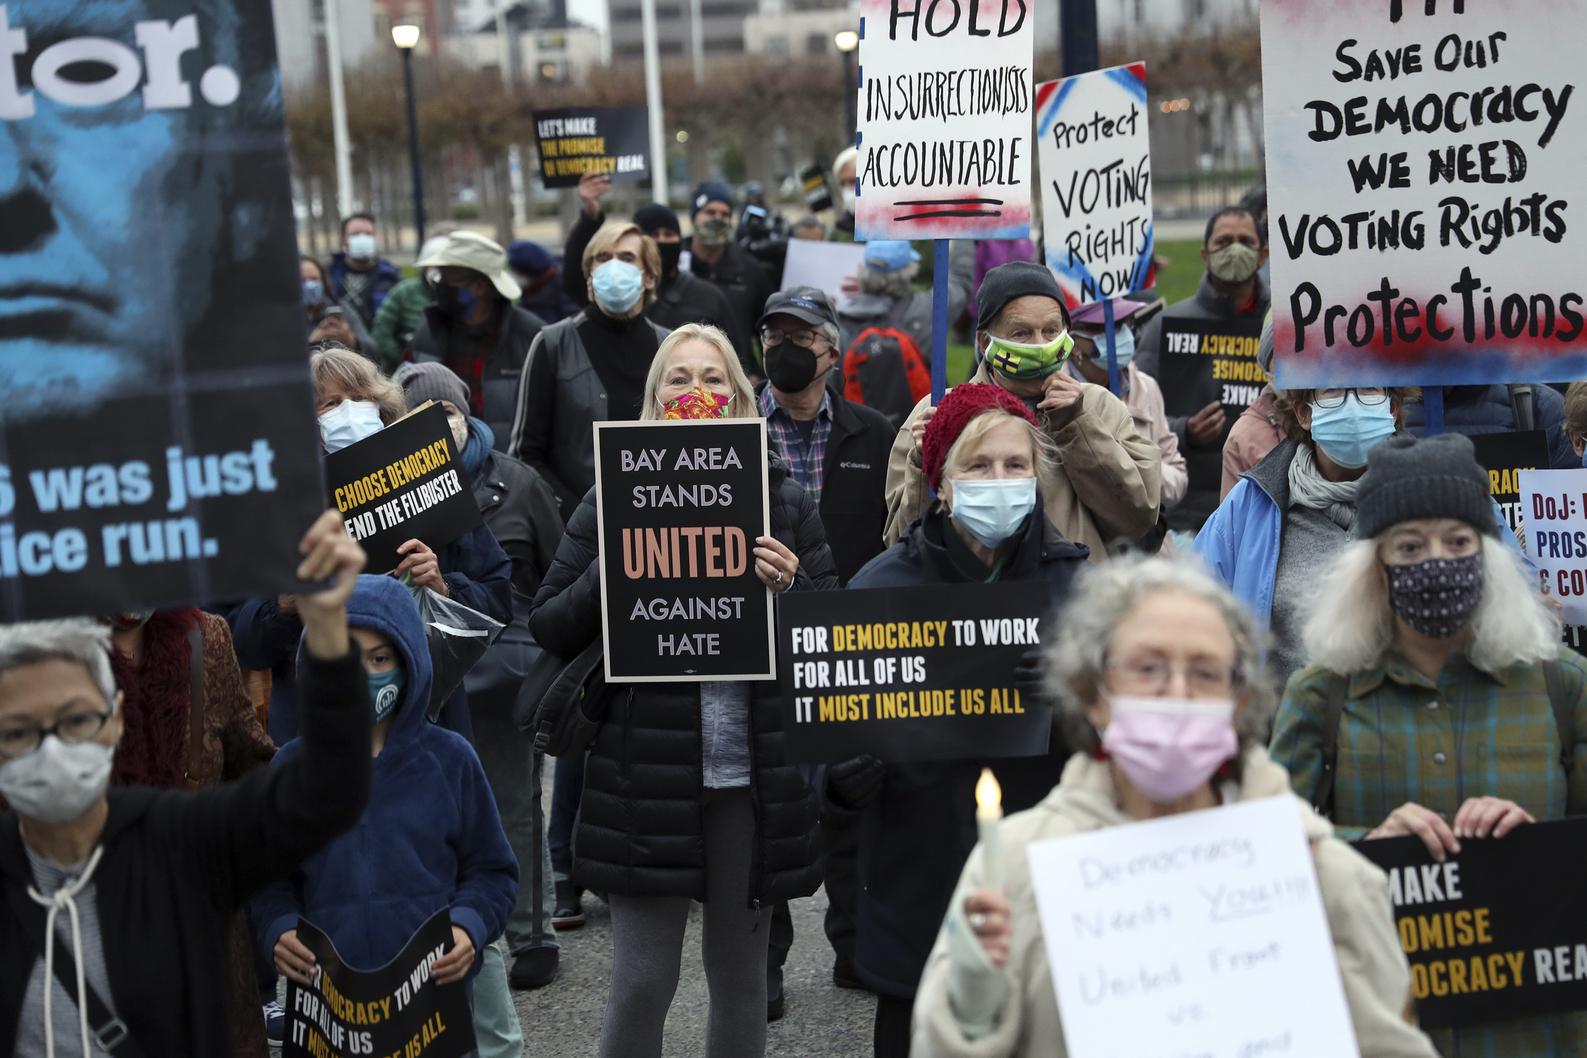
[1262,0,1587,388]
[853,0,1033,240]
[1027,796,1360,1058]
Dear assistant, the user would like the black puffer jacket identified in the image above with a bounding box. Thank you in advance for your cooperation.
[530,455,838,905]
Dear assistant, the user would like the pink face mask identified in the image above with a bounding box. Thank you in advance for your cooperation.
[1100,694,1237,804]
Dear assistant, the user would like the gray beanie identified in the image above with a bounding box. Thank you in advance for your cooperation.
[1355,433,1496,540]
[394,361,470,413]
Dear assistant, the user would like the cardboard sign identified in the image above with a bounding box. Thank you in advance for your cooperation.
[780,239,867,309]
[531,106,649,189]
[1471,430,1549,536]
[324,404,482,575]
[1036,64,1155,308]
[1027,796,1361,1058]
[1262,0,1587,388]
[283,909,473,1058]
[1519,468,1587,625]
[594,419,773,682]
[853,0,1034,240]
[777,583,1052,764]
[801,162,834,213]
[0,0,326,619]
[1356,817,1587,1029]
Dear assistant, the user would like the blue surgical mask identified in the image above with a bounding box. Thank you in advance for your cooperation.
[302,279,324,307]
[592,259,645,315]
[1308,395,1396,469]
[1103,327,1135,368]
[318,399,384,453]
[368,667,404,723]
[947,478,1038,547]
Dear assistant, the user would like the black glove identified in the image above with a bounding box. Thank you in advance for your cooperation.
[827,754,886,810]
[1013,647,1051,710]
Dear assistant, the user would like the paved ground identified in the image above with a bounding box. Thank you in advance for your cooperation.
[513,886,877,1057]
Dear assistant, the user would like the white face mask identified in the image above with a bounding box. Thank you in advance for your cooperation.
[0,736,114,825]
[319,400,384,453]
[346,233,378,260]
[841,188,857,215]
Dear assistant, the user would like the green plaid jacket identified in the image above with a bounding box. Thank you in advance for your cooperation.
[1272,647,1587,1058]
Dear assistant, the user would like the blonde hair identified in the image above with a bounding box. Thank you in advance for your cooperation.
[583,222,662,310]
[310,346,406,425]
[941,408,1060,501]
[641,324,758,421]
[1303,536,1560,675]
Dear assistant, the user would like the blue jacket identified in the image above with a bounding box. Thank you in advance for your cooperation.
[1402,384,1576,469]
[250,575,517,976]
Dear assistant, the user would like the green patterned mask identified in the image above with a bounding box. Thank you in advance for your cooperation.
[985,331,1075,380]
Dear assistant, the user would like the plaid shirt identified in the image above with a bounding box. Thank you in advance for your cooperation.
[1272,647,1587,1058]
[759,386,832,503]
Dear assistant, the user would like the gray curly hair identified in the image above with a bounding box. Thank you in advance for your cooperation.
[0,620,119,714]
[1044,553,1275,757]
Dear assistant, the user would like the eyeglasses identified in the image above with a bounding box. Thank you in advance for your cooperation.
[1314,387,1388,409]
[0,710,113,760]
[760,327,826,349]
[1105,657,1238,698]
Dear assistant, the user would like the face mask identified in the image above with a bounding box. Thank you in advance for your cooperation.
[592,259,645,315]
[346,233,378,260]
[985,331,1075,381]
[0,736,115,825]
[1385,554,1484,639]
[660,385,731,420]
[302,279,324,308]
[368,667,404,723]
[447,412,470,453]
[1207,243,1261,285]
[764,341,821,393]
[1100,694,1237,804]
[319,400,384,453]
[947,478,1038,547]
[657,241,683,277]
[841,188,857,215]
[434,282,479,319]
[1084,327,1134,369]
[1308,394,1396,469]
[695,217,733,249]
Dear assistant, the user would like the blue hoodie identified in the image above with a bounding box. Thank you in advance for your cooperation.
[250,575,518,976]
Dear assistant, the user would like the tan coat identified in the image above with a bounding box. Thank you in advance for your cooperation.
[911,747,1439,1058]
[882,365,1162,560]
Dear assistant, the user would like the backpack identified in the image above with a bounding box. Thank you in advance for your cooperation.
[842,325,932,429]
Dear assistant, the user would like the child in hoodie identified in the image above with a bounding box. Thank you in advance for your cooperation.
[251,575,518,1004]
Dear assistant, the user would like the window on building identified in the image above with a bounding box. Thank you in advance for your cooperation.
[766,35,789,55]
[806,31,827,54]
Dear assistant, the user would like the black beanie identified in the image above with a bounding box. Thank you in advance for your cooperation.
[633,202,680,237]
[1355,433,1497,540]
[976,261,1067,332]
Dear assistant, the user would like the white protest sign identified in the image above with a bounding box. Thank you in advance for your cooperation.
[1519,468,1587,625]
[853,0,1033,241]
[1036,64,1155,308]
[1261,0,1587,389]
[779,239,867,309]
[1027,796,1359,1058]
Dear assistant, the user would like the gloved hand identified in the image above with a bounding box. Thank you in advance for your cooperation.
[827,754,886,810]
[1012,647,1050,710]
[947,888,1011,1040]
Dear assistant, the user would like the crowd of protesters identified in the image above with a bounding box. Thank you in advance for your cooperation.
[6,147,1587,1058]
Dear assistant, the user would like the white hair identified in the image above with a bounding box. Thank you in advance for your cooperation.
[0,619,118,713]
[832,146,858,183]
[1303,536,1560,675]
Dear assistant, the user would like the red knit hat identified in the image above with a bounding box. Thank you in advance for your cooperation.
[921,383,1038,492]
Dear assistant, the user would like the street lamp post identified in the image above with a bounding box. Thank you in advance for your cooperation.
[392,24,426,253]
[834,30,859,145]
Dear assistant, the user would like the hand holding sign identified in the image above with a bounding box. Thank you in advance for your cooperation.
[274,928,318,987]
[431,925,475,986]
[1187,401,1228,448]
[396,538,447,595]
[753,535,799,593]
[578,171,612,219]
[1368,801,1462,862]
[296,511,366,659]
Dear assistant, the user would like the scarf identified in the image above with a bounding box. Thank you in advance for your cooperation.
[1287,444,1359,531]
[109,608,202,789]
[462,417,495,479]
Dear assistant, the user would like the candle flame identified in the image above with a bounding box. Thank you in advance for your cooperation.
[975,768,1002,811]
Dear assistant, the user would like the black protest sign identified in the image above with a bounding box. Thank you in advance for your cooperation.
[595,419,773,682]
[0,0,325,620]
[1472,430,1549,536]
[324,404,481,575]
[532,106,649,189]
[1356,817,1587,1029]
[777,583,1052,764]
[1157,314,1266,504]
[283,909,473,1058]
[801,163,833,213]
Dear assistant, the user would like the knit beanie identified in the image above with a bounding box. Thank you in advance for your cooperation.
[508,240,554,277]
[1355,432,1497,540]
[921,383,1038,492]
[691,180,734,220]
[976,260,1067,332]
[634,202,681,236]
[394,361,470,413]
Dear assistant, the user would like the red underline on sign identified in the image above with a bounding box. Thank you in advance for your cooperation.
[893,197,1006,206]
[894,209,1004,220]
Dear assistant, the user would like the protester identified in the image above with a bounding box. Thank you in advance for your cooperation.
[1135,206,1271,530]
[1402,384,1577,468]
[370,224,460,371]
[911,554,1438,1057]
[251,575,519,1044]
[684,181,774,370]
[1271,432,1587,1056]
[229,347,511,743]
[301,255,374,356]
[396,362,566,994]
[832,147,858,239]
[0,511,372,1056]
[832,383,1089,1057]
[510,239,581,325]
[885,261,1163,559]
[1220,310,1289,500]
[530,323,835,1058]
[328,212,402,328]
[1567,381,1587,459]
[411,231,547,450]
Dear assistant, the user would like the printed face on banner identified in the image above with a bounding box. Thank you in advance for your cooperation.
[853,0,1034,241]
[0,0,324,618]
[1262,0,1587,388]
[1036,64,1155,308]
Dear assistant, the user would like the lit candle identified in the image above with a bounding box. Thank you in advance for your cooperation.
[975,767,1003,891]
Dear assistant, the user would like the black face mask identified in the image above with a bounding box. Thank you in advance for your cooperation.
[764,341,820,393]
[433,282,476,318]
[657,240,683,277]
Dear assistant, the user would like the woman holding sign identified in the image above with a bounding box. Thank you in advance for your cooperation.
[530,323,837,1058]
[1273,433,1587,1057]
[910,554,1437,1058]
